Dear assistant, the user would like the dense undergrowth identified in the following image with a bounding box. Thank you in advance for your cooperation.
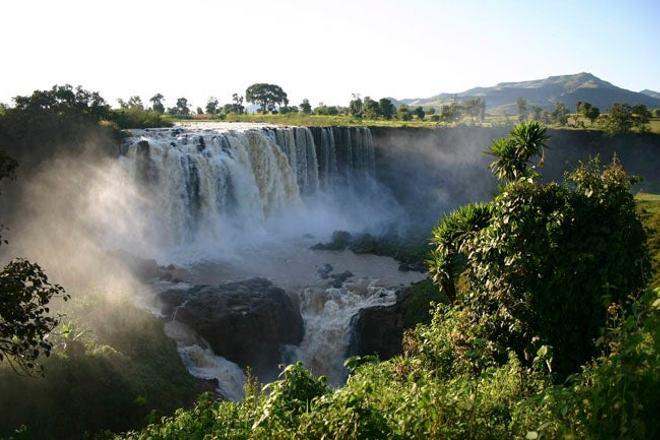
[114,123,659,439]
[637,193,660,288]
[0,293,201,439]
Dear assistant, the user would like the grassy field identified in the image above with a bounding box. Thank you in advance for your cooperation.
[169,113,660,133]
[648,118,660,134]
[636,192,660,287]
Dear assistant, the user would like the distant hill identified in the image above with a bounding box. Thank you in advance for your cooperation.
[641,89,660,100]
[395,73,660,114]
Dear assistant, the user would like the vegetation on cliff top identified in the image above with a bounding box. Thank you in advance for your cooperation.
[114,123,658,439]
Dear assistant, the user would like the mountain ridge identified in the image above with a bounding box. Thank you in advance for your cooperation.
[394,73,660,114]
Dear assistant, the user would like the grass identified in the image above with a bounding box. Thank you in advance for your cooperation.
[636,192,660,287]
[168,113,660,133]
[648,118,660,134]
[169,113,535,128]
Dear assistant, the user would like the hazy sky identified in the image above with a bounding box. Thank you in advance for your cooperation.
[1,0,659,108]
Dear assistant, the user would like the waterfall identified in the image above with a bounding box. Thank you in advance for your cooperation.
[121,124,377,246]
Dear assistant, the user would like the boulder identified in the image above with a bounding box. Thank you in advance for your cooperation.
[347,290,405,360]
[347,279,443,360]
[158,278,304,380]
[329,270,353,288]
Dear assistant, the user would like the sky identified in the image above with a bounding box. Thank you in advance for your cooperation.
[1,0,659,109]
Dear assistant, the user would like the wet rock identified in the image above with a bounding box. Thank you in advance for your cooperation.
[157,278,304,381]
[347,290,404,360]
[347,279,443,360]
[317,263,334,279]
[329,270,353,288]
[311,230,352,251]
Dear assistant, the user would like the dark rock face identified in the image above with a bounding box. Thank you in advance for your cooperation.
[347,290,405,360]
[158,278,304,380]
[329,270,353,288]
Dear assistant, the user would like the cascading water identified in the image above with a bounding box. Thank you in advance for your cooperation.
[120,123,419,399]
[120,123,376,248]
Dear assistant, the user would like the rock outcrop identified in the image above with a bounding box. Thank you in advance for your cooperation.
[158,278,304,380]
[347,290,405,360]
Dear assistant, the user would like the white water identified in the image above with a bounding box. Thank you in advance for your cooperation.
[119,123,421,399]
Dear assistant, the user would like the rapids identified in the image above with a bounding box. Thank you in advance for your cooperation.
[120,123,422,398]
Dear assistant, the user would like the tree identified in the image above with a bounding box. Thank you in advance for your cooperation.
[584,105,600,125]
[464,98,485,122]
[363,97,380,119]
[551,102,569,125]
[516,97,528,122]
[654,108,660,118]
[397,105,412,121]
[605,103,635,134]
[349,94,363,117]
[245,83,287,113]
[632,104,652,125]
[206,97,219,115]
[168,98,190,116]
[413,106,425,120]
[231,93,245,114]
[531,106,543,121]
[428,121,649,377]
[149,94,165,113]
[488,121,549,182]
[118,96,144,111]
[378,98,395,119]
[605,103,651,134]
[0,152,69,376]
[299,99,312,115]
[440,102,462,122]
[128,96,143,111]
[314,104,339,115]
[11,84,110,121]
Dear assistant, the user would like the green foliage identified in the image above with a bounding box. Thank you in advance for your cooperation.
[512,289,660,439]
[299,98,312,115]
[0,149,70,377]
[636,193,660,288]
[149,93,165,114]
[0,259,69,375]
[118,122,657,439]
[488,121,549,182]
[205,97,219,115]
[378,98,395,119]
[0,293,201,439]
[109,108,172,129]
[349,94,363,117]
[363,96,380,119]
[255,362,329,430]
[551,101,570,125]
[245,83,288,113]
[578,101,601,124]
[605,103,652,135]
[400,279,447,329]
[120,286,659,440]
[430,123,649,378]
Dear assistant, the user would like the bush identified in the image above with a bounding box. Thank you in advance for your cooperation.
[428,123,649,377]
[0,294,201,439]
[108,109,172,129]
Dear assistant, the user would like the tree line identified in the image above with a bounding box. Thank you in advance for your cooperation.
[514,97,657,134]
